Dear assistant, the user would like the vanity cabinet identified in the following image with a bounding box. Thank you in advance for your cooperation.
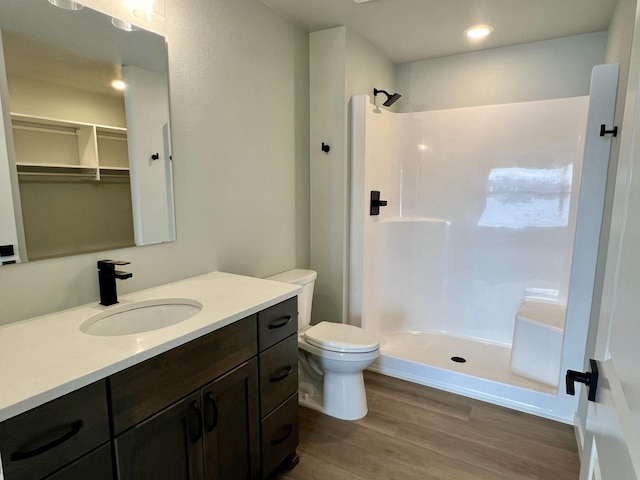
[0,380,111,480]
[0,296,299,480]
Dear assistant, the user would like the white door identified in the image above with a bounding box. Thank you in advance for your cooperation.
[576,7,640,479]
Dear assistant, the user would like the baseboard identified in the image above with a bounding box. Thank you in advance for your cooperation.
[574,412,586,461]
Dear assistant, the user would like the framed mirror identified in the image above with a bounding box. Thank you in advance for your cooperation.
[0,0,175,265]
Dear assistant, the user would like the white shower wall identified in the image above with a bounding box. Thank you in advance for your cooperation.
[351,95,589,345]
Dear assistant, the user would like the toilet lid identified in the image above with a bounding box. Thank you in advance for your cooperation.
[303,322,379,353]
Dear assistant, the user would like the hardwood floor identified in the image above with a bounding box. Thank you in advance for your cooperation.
[271,371,580,480]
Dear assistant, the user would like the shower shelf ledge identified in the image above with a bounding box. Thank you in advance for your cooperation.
[380,216,450,224]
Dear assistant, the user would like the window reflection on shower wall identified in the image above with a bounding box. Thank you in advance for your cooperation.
[355,96,588,345]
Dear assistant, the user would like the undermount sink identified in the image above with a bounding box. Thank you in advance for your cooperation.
[80,298,203,336]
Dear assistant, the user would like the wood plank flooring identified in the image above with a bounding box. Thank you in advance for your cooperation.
[271,371,580,480]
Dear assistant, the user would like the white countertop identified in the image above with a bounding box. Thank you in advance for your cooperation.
[0,271,300,423]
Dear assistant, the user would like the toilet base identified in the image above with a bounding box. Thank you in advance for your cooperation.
[299,372,368,421]
[323,371,368,420]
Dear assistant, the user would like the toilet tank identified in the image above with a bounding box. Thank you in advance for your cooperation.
[266,269,317,329]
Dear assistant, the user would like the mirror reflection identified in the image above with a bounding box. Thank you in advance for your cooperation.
[0,0,175,265]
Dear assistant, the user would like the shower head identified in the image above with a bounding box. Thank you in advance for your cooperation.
[373,88,402,107]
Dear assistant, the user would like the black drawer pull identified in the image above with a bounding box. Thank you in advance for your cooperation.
[270,424,293,446]
[188,400,203,443]
[269,365,293,383]
[10,420,84,461]
[268,315,293,329]
[204,392,218,432]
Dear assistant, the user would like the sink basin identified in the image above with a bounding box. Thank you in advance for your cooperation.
[80,298,203,336]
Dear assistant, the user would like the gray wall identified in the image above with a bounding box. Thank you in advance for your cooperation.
[0,0,310,325]
[310,27,395,324]
[396,32,608,112]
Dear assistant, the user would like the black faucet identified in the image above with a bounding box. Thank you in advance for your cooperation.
[98,260,133,306]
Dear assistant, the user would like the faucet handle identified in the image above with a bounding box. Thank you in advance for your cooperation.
[97,260,131,270]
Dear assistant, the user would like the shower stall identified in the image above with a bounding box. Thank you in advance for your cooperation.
[349,65,617,422]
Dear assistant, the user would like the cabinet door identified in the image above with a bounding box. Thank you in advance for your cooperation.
[116,392,204,480]
[201,359,260,480]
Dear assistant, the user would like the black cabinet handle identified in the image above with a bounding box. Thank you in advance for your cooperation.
[10,420,83,461]
[204,392,218,432]
[188,400,203,443]
[269,365,293,383]
[270,424,293,446]
[268,315,292,330]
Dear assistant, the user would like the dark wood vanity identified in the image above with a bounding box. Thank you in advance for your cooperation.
[0,297,299,480]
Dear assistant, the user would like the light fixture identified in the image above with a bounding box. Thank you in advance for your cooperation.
[125,0,165,23]
[111,18,140,31]
[48,0,84,10]
[464,24,494,40]
[111,80,126,91]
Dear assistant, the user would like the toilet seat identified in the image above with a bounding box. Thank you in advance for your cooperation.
[303,321,379,353]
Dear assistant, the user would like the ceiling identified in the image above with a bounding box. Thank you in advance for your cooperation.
[259,0,618,64]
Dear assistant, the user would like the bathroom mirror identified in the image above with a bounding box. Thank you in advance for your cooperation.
[0,0,175,265]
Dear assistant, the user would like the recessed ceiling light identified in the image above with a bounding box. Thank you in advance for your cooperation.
[353,0,377,3]
[464,24,494,40]
[111,80,126,91]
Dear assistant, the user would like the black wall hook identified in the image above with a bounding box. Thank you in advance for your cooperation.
[600,124,618,137]
[151,153,160,160]
[321,143,331,153]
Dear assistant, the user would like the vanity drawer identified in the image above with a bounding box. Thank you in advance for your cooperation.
[45,444,113,480]
[258,297,298,351]
[109,315,257,435]
[260,393,299,479]
[0,380,110,480]
[259,333,298,416]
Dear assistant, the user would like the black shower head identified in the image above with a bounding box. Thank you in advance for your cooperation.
[373,88,402,107]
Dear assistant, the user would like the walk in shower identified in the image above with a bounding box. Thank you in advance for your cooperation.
[349,79,613,421]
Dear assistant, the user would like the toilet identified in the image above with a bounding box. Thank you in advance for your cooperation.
[266,269,380,420]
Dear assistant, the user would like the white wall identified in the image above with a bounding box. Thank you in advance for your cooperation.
[396,32,608,112]
[309,26,394,324]
[577,0,638,444]
[0,0,310,325]
[7,76,126,127]
[352,97,588,345]
[587,0,638,359]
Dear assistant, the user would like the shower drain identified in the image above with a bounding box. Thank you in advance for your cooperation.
[450,356,467,363]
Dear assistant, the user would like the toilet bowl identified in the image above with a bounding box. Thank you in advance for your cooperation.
[266,269,380,420]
